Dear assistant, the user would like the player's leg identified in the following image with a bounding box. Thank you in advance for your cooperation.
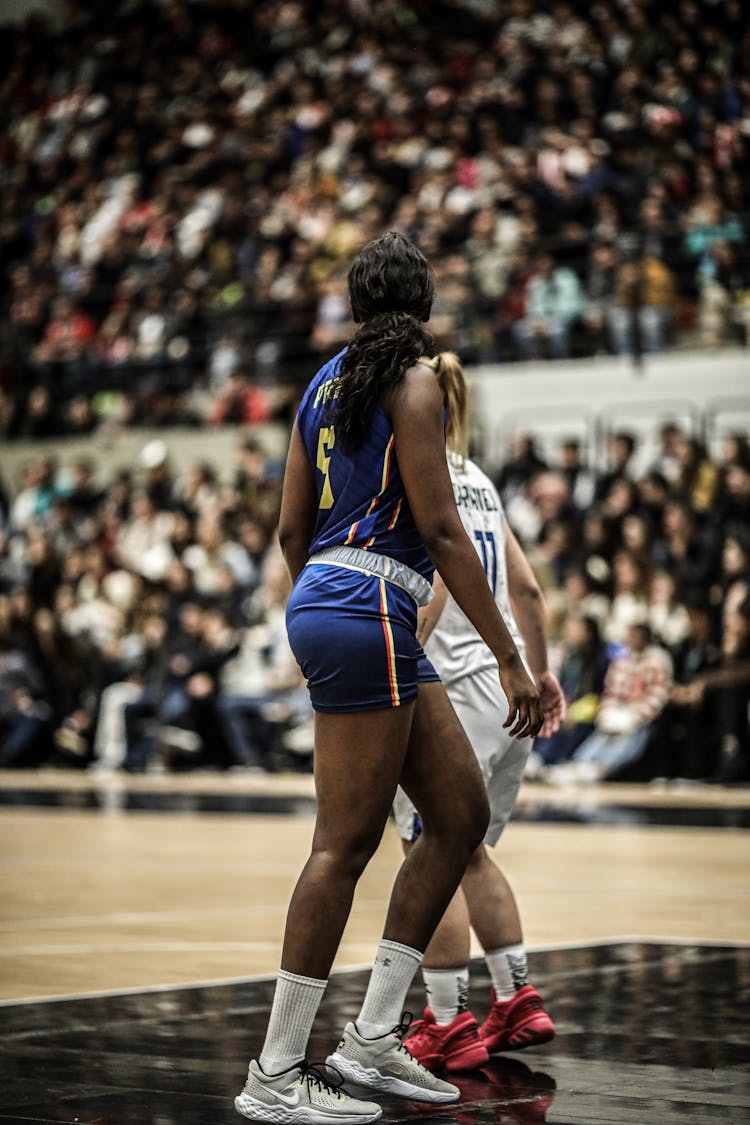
[327,681,489,1099]
[262,703,416,1069]
[416,880,471,971]
[237,703,415,1125]
[463,846,556,1053]
[385,680,489,954]
[393,837,490,1072]
[400,669,553,1066]
[461,706,555,1054]
[389,672,503,1070]
[462,844,523,949]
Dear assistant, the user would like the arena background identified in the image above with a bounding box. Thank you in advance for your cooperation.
[1,2,748,1124]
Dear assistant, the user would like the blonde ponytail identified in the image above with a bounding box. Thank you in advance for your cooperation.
[424,352,469,462]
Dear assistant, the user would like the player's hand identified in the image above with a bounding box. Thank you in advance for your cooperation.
[536,670,566,738]
[499,656,542,739]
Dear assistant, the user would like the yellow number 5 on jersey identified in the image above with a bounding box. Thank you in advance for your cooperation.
[316,426,335,509]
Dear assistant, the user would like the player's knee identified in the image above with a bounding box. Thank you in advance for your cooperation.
[451,786,489,856]
[469,790,490,851]
[313,825,383,882]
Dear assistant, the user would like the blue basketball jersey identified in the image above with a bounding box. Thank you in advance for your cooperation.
[296,349,434,582]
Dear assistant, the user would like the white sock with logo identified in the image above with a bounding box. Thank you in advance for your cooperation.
[422,966,470,1025]
[485,943,528,1001]
[356,939,423,1038]
[259,969,327,1074]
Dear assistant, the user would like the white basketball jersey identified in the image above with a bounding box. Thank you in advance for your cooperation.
[425,456,525,687]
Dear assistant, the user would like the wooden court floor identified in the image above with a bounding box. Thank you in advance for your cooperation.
[1,770,748,1003]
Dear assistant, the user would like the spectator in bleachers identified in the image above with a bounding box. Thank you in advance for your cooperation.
[115,489,175,583]
[673,435,719,514]
[582,240,619,355]
[604,549,651,646]
[91,613,169,773]
[654,593,722,781]
[0,633,53,767]
[216,546,311,771]
[182,516,257,597]
[722,433,750,469]
[620,512,656,571]
[648,569,690,650]
[495,432,548,506]
[698,241,750,348]
[671,593,750,782]
[719,528,750,634]
[557,439,596,512]
[526,613,610,776]
[654,496,720,590]
[600,476,640,540]
[121,602,240,773]
[512,252,585,359]
[651,423,684,485]
[545,622,673,783]
[595,431,638,501]
[207,373,273,428]
[637,469,671,529]
[718,461,750,531]
[9,459,60,532]
[607,254,677,356]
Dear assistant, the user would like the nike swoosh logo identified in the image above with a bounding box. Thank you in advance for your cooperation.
[274,1088,301,1107]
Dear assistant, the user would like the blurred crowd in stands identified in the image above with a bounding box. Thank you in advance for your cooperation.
[1,420,749,784]
[2,0,750,438]
[0,0,748,784]
[504,424,750,784]
[0,436,316,775]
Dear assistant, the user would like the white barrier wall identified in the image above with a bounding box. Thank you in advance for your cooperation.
[471,348,749,471]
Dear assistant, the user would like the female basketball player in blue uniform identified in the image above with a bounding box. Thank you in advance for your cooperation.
[235,233,541,1124]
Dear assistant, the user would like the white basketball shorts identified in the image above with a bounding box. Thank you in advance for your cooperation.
[393,665,530,847]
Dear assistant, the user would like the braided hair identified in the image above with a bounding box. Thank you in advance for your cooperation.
[332,232,435,452]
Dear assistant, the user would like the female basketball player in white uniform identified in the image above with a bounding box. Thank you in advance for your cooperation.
[393,353,565,1071]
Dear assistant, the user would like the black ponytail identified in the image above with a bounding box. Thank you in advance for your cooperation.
[331,232,436,452]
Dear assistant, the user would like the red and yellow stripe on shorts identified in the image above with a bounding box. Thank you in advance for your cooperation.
[378,578,400,707]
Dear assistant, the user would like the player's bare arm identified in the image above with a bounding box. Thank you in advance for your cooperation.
[505,522,565,737]
[416,572,448,645]
[278,420,318,583]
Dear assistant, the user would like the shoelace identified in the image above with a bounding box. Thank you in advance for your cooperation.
[390,1012,427,1067]
[299,1061,347,1100]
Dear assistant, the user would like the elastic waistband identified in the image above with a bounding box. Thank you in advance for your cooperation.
[306,545,434,607]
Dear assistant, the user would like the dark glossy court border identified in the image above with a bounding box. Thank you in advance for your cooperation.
[1,784,749,827]
[1,942,748,1125]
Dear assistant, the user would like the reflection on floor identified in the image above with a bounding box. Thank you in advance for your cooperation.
[1,782,749,827]
[2,942,748,1125]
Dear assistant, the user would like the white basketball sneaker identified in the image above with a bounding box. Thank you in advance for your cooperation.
[326,1016,460,1103]
[235,1058,382,1123]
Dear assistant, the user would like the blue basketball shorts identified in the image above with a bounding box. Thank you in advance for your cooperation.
[286,563,439,713]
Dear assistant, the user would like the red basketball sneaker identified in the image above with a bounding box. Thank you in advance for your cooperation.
[478,986,555,1053]
[406,1008,490,1071]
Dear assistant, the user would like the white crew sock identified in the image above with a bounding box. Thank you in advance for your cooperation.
[423,966,470,1025]
[485,943,528,1001]
[258,969,327,1074]
[356,939,423,1038]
